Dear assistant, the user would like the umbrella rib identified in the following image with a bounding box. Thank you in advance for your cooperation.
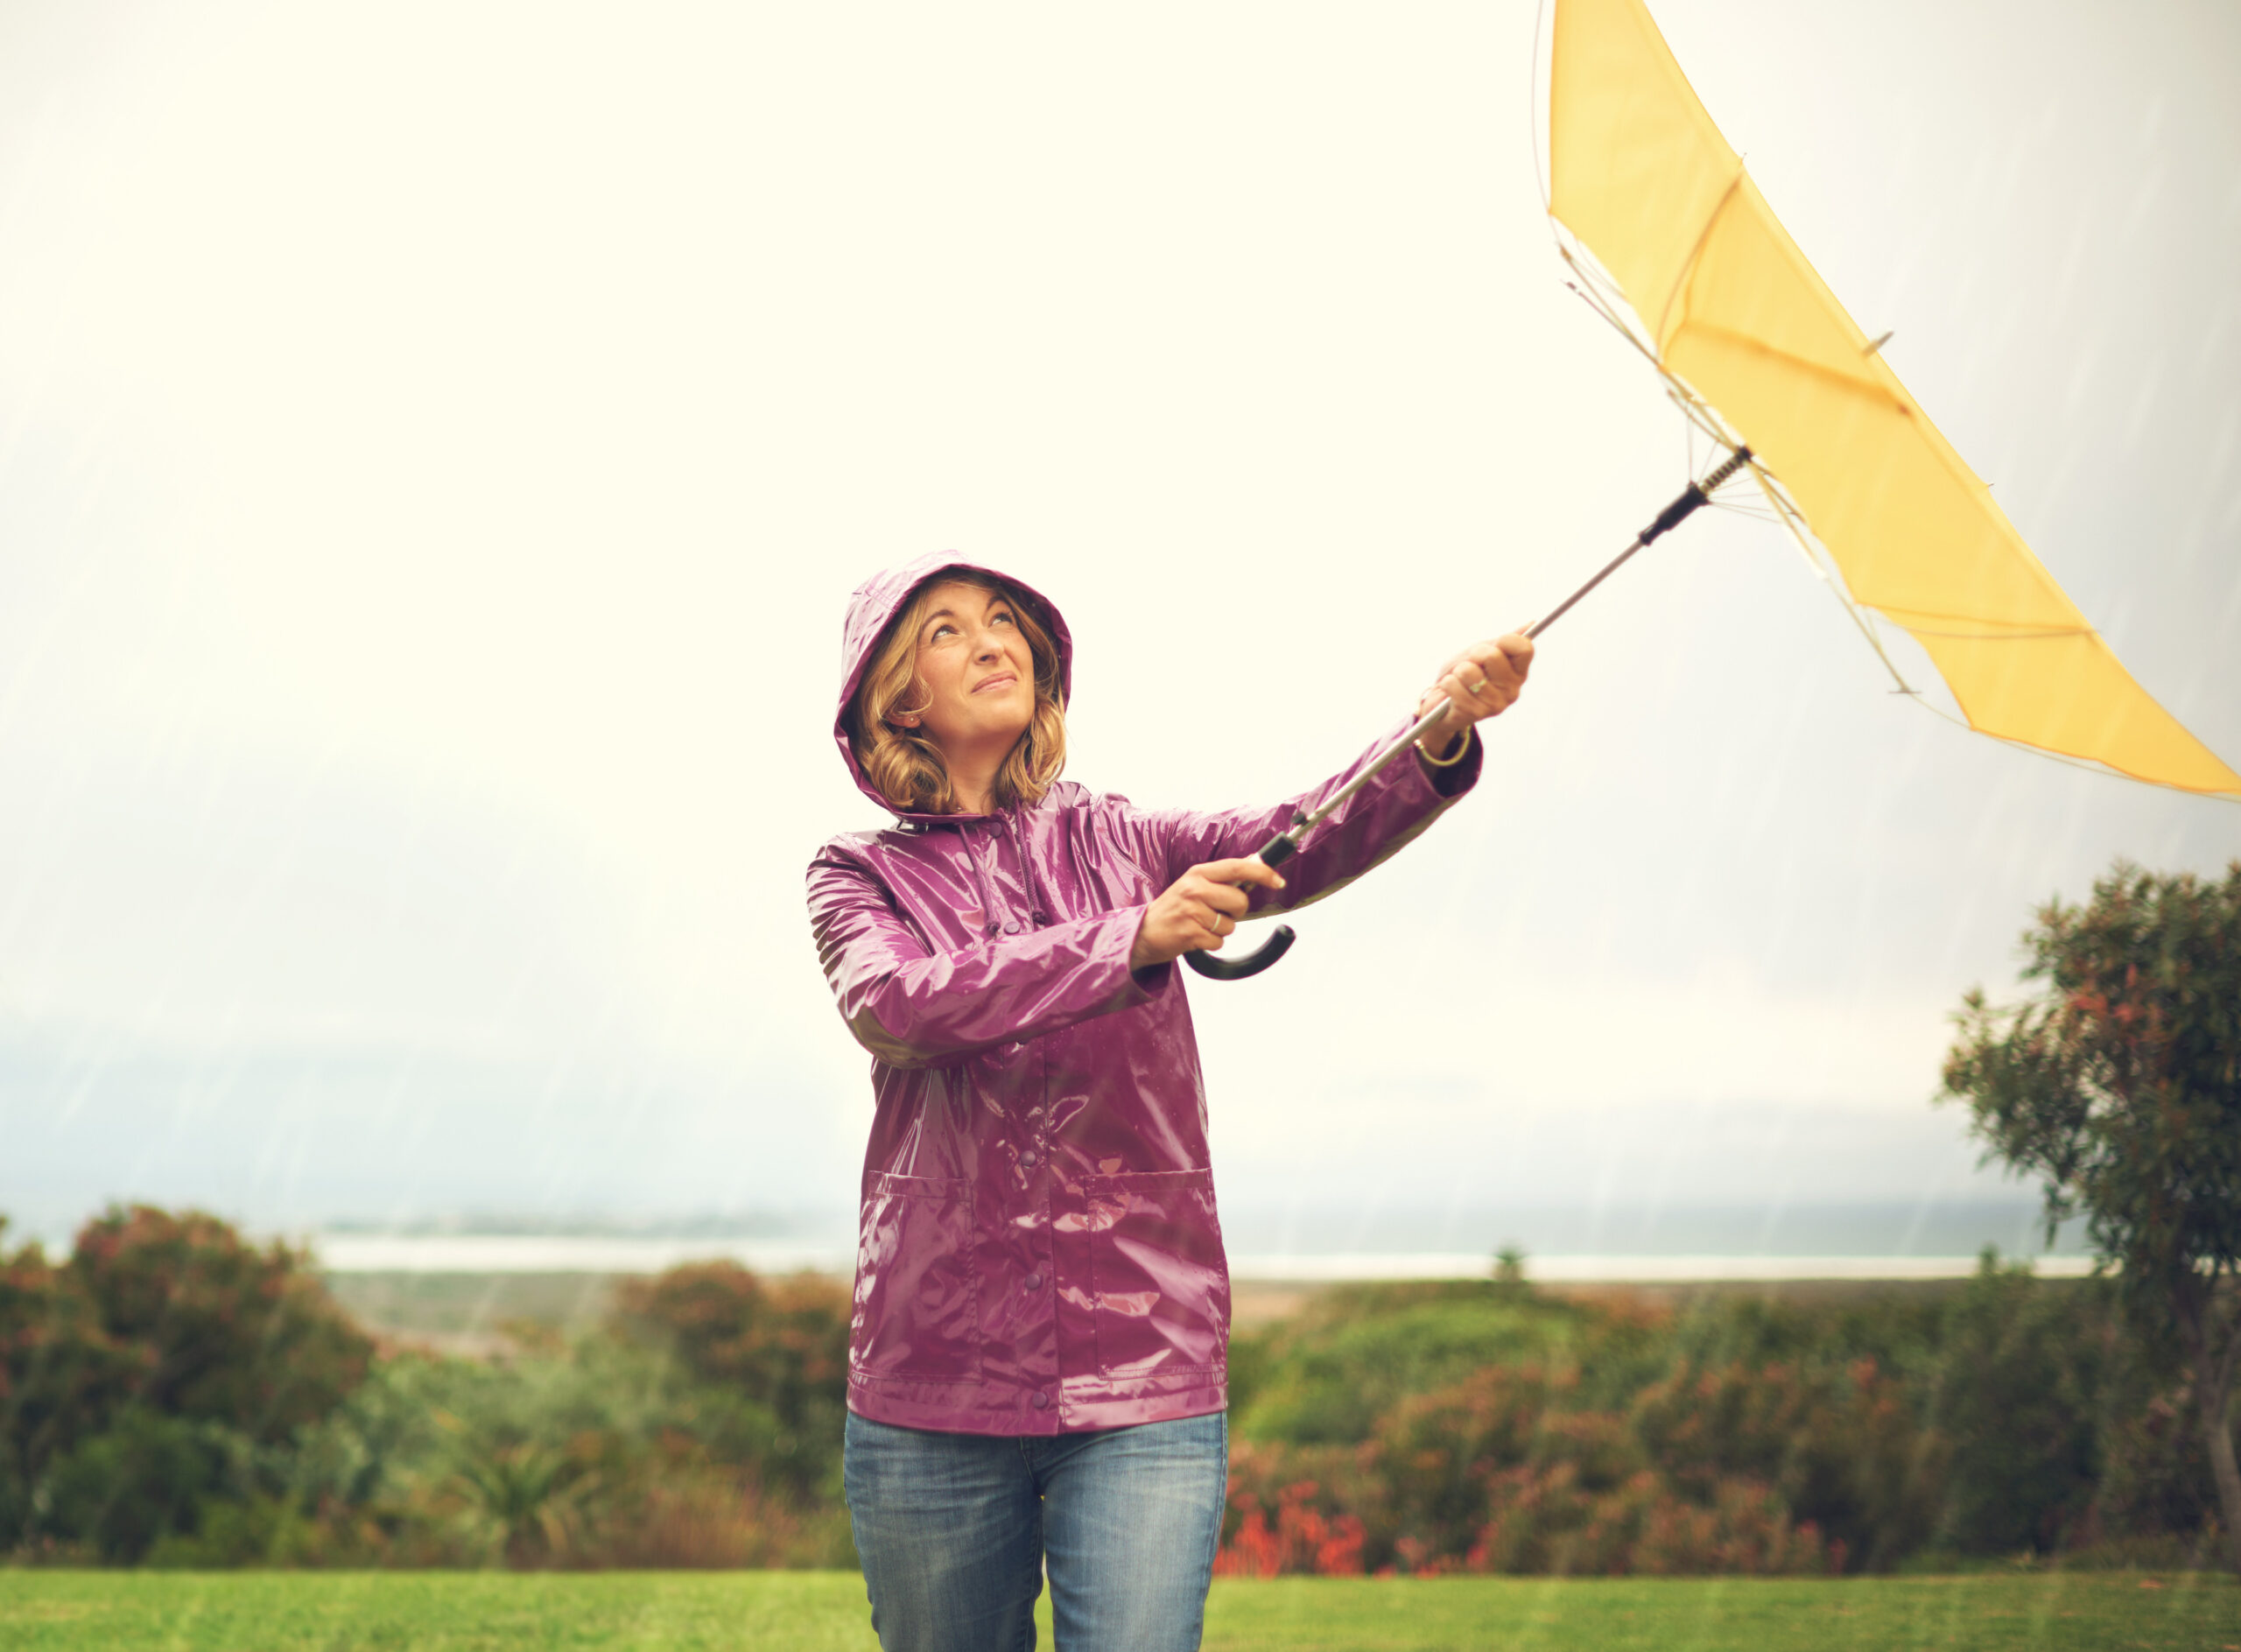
[1561,247,1665,371]
[1887,625,2094,642]
[1903,695,2241,802]
[1672,321,1909,408]
[1556,241,1753,471]
[1530,0,1555,214]
[1752,469,2234,803]
[1654,165,1749,349]
[1752,464,1921,699]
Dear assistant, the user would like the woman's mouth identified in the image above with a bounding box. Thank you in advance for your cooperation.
[972,672,1018,695]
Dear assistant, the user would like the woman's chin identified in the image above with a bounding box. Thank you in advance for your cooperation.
[931,708,1033,754]
[973,698,1035,742]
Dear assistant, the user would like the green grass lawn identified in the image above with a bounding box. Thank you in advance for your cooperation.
[0,1570,2234,1650]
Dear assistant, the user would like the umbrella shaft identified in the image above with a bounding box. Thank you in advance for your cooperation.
[1293,449,1754,838]
[1521,532,1647,643]
[1296,549,1644,833]
[1191,448,1763,981]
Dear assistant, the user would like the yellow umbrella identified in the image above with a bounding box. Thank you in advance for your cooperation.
[1546,0,2241,798]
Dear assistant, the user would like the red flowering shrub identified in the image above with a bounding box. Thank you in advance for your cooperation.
[1631,1355,1941,1569]
[1219,1358,1858,1576]
[1214,1477,1366,1577]
[1462,1461,1601,1573]
[1366,1364,1586,1549]
[1366,1365,1658,1564]
[1631,1477,1842,1575]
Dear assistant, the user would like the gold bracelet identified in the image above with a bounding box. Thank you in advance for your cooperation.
[1415,725,1472,768]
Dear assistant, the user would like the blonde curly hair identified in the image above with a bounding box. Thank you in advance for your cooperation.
[847,573,1067,814]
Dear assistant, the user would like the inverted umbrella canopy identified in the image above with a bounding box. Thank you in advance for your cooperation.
[1548,0,2241,798]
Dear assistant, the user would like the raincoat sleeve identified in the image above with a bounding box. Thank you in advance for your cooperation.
[1113,714,1484,916]
[806,848,1168,1071]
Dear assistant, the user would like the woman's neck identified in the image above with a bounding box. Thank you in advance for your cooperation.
[946,752,1002,816]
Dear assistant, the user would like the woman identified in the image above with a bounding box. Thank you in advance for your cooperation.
[807,552,1530,1651]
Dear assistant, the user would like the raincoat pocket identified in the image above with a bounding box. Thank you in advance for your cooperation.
[1084,1168,1229,1381]
[852,1173,981,1384]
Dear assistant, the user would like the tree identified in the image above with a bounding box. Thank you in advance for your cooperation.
[1,1220,150,1551]
[609,1261,850,1500]
[1941,860,2241,1571]
[67,1206,372,1444]
[611,1261,847,1441]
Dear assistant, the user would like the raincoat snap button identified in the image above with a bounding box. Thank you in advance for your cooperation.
[1031,1391,1050,1410]
[1019,1149,1039,1169]
[1025,1271,1043,1290]
[1002,922,1019,935]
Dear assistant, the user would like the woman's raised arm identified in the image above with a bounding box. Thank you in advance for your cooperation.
[1113,632,1529,923]
[1106,713,1478,924]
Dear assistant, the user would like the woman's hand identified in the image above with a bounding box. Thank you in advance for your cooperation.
[1130,857,1288,972]
[1416,633,1535,760]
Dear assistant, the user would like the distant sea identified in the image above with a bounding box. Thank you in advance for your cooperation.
[307,1198,2092,1283]
[309,1233,2092,1283]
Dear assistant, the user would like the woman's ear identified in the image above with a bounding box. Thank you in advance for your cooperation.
[891,677,924,728]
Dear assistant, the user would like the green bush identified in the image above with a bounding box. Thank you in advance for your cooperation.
[8,1205,2223,1575]
[2089,1378,2219,1541]
[4,1208,368,1558]
[1213,1267,2219,1575]
[0,1224,149,1548]
[1368,1364,1599,1550]
[1630,1355,1942,1570]
[266,1327,853,1569]
[1927,1254,2110,1552]
[1228,1283,1608,1445]
[39,1407,244,1563]
[608,1261,848,1502]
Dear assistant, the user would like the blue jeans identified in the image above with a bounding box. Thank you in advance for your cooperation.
[844,1409,1228,1652]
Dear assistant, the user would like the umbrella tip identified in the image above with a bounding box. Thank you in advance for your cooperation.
[1865,329,1895,357]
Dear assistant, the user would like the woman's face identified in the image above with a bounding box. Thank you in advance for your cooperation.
[896,580,1037,761]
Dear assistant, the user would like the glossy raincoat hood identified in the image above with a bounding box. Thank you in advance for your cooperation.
[834,552,1074,821]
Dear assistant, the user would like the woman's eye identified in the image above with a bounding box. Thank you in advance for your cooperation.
[993,611,1015,627]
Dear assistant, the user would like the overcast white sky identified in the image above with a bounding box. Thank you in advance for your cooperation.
[3,1,2236,1247]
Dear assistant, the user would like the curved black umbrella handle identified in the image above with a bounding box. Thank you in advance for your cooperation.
[1181,828,1301,982]
[1182,922,1296,981]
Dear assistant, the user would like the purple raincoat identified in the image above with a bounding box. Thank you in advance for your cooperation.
[808,553,1484,1434]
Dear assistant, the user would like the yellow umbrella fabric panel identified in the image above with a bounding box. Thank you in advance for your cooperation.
[1548,0,2240,796]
